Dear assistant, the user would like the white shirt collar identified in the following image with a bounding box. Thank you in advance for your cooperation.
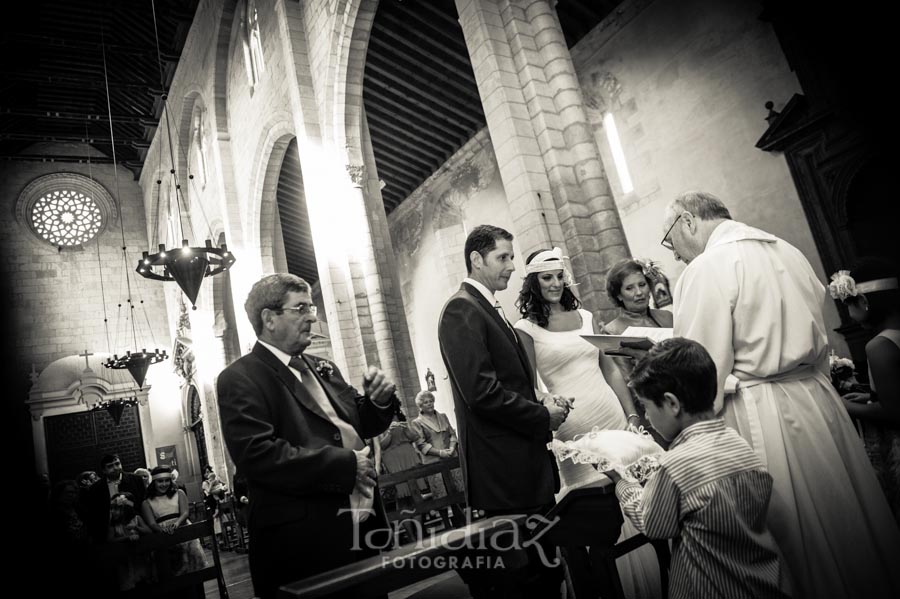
[463,277,499,306]
[257,339,293,367]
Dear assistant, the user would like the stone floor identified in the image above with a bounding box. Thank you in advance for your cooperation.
[203,549,471,599]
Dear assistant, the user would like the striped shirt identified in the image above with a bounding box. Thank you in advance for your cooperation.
[615,419,788,599]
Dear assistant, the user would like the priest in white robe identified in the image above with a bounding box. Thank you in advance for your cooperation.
[664,190,900,599]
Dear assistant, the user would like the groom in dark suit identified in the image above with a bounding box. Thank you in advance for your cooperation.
[217,273,398,599]
[439,224,568,598]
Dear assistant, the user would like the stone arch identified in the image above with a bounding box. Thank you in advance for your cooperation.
[250,116,295,274]
[333,0,378,166]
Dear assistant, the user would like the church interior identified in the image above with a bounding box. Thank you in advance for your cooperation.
[2,0,893,596]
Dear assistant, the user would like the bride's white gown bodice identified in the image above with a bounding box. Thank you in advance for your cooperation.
[515,308,626,491]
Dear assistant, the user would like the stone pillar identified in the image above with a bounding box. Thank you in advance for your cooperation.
[456,0,630,315]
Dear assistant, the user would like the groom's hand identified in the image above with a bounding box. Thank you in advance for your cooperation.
[547,403,568,431]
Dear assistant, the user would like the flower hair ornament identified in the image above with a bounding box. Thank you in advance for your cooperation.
[316,360,334,380]
[524,247,577,287]
[828,270,899,301]
[636,258,664,282]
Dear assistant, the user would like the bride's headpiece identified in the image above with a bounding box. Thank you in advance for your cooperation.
[524,247,577,287]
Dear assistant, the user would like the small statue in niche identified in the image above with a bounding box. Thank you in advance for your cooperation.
[425,368,437,392]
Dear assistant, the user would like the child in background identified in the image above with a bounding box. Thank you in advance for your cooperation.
[607,338,789,598]
[107,492,153,589]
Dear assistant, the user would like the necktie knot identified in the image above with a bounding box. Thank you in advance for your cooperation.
[289,356,308,373]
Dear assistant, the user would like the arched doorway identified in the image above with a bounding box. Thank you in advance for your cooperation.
[187,385,209,474]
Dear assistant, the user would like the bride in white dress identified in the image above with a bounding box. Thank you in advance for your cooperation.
[514,248,661,599]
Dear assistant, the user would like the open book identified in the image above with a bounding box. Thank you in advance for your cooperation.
[581,327,673,355]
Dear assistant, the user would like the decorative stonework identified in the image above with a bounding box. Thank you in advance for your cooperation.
[388,195,424,256]
[16,172,118,249]
[346,163,368,186]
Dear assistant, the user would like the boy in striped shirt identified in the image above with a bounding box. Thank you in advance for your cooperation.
[608,338,788,598]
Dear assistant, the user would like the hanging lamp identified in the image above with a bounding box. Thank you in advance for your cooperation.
[93,29,168,389]
[134,0,235,308]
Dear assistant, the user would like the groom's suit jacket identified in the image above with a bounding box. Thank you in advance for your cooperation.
[217,343,396,595]
[438,282,559,512]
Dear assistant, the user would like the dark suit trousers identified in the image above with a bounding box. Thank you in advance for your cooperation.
[456,504,563,599]
[250,510,388,599]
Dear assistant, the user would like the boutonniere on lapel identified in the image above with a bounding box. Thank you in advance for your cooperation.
[315,360,334,380]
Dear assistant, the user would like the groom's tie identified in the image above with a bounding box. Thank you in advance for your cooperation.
[494,301,516,335]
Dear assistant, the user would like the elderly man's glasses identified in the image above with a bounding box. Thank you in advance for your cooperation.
[660,213,683,251]
[273,303,318,316]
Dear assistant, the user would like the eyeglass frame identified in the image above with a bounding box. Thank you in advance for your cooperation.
[660,212,684,251]
[271,303,318,316]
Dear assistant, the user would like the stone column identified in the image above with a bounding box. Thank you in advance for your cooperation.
[456,0,630,314]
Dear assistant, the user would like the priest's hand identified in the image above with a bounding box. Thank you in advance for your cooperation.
[353,446,377,498]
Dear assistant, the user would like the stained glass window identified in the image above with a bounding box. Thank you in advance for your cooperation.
[31,189,103,246]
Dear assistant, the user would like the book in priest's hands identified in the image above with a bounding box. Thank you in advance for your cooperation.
[581,327,673,356]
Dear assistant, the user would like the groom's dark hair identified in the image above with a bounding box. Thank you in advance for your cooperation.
[464,225,513,273]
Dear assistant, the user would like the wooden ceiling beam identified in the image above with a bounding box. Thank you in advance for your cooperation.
[364,70,481,128]
[366,37,477,100]
[369,137,437,172]
[1,108,152,124]
[370,23,477,85]
[365,113,452,157]
[365,103,465,148]
[363,87,469,140]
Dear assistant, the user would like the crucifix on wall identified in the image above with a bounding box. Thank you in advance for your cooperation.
[78,349,94,372]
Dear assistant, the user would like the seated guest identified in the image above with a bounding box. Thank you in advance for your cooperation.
[376,410,424,501]
[829,257,900,521]
[607,338,787,599]
[133,467,151,490]
[81,454,146,544]
[201,465,221,496]
[141,465,208,574]
[108,492,153,590]
[77,470,100,489]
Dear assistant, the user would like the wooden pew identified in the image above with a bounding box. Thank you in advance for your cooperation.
[278,514,527,598]
[280,479,670,599]
[378,457,466,531]
[92,520,229,598]
[542,481,671,599]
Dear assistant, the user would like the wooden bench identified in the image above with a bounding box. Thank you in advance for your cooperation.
[280,479,671,599]
[542,482,671,599]
[92,520,229,598]
[378,457,466,532]
[278,514,527,598]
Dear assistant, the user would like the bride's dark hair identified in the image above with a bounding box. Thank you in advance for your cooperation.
[516,249,580,328]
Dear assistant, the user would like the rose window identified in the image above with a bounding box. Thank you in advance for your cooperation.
[31,190,103,246]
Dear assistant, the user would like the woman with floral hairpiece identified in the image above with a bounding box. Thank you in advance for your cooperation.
[601,259,673,336]
[829,256,900,521]
[514,247,661,599]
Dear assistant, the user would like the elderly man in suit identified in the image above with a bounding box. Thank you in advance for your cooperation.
[81,453,146,544]
[438,224,568,598]
[217,273,398,599]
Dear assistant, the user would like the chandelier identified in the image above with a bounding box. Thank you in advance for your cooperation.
[91,30,168,389]
[90,396,141,426]
[134,3,236,309]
